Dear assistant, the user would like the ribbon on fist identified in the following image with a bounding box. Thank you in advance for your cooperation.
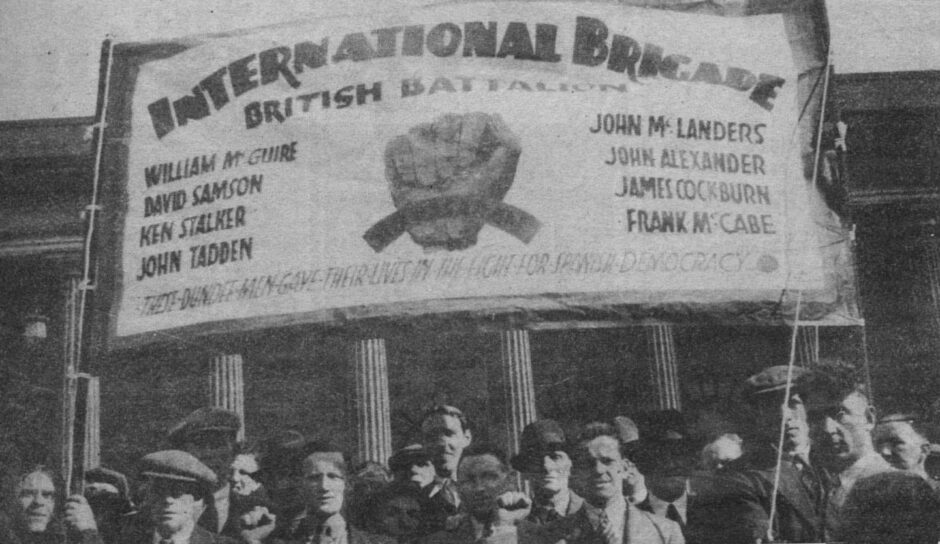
[364,112,540,252]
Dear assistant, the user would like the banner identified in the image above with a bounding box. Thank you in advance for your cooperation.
[101,1,835,345]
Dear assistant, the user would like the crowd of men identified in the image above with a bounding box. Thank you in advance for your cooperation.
[5,361,940,544]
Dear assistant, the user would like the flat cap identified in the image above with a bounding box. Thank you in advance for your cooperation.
[388,444,432,473]
[744,365,810,395]
[511,419,567,472]
[167,407,240,444]
[140,450,217,489]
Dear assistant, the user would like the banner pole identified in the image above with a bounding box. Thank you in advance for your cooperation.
[64,37,115,498]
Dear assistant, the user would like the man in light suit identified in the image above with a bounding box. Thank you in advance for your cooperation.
[561,423,684,544]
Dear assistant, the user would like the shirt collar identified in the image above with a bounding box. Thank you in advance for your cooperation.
[153,521,195,544]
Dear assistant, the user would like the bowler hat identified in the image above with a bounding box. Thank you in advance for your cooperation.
[139,450,217,492]
[510,419,568,472]
[744,365,810,396]
[389,444,433,473]
[167,407,240,445]
[84,466,132,503]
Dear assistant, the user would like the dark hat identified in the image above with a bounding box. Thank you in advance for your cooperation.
[84,466,131,501]
[139,450,217,490]
[167,407,240,445]
[388,444,432,473]
[744,365,810,396]
[612,416,640,445]
[510,420,568,472]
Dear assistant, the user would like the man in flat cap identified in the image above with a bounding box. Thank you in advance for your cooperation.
[271,441,392,544]
[389,444,437,491]
[167,407,241,535]
[873,413,937,486]
[511,420,586,525]
[689,365,827,544]
[121,450,237,544]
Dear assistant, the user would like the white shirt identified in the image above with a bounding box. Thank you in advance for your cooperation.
[649,489,688,525]
[152,521,195,544]
[825,452,894,539]
[602,494,627,544]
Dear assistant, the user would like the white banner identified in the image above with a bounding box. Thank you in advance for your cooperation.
[108,1,824,340]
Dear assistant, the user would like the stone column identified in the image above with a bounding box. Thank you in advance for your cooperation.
[209,354,245,441]
[646,323,681,411]
[500,329,537,455]
[354,338,392,466]
[796,325,820,367]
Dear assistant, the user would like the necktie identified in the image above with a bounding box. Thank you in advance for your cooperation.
[666,503,684,527]
[598,510,619,544]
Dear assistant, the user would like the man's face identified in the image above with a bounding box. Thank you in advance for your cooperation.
[397,460,437,488]
[521,450,572,497]
[808,390,874,468]
[754,392,811,452]
[230,453,262,496]
[17,472,55,533]
[573,436,626,504]
[422,414,472,477]
[143,479,204,536]
[181,431,236,488]
[873,421,929,472]
[456,454,513,517]
[302,453,346,517]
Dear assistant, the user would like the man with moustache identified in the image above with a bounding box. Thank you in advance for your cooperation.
[511,420,587,525]
[421,405,473,530]
[562,423,684,544]
[271,441,392,544]
[873,413,937,486]
[801,363,893,540]
[119,450,237,544]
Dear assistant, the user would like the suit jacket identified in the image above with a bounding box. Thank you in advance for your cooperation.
[119,516,239,544]
[551,501,684,544]
[271,513,394,544]
[420,514,551,544]
[687,459,825,544]
[528,491,588,525]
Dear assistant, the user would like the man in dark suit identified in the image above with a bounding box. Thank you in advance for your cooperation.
[421,405,473,530]
[420,444,542,544]
[120,450,238,544]
[167,407,242,535]
[689,365,827,544]
[271,441,393,544]
[561,423,684,544]
[511,420,588,525]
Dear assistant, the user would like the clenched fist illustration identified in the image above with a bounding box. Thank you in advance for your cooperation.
[364,112,540,252]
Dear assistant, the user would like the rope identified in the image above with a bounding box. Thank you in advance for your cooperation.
[767,289,803,542]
